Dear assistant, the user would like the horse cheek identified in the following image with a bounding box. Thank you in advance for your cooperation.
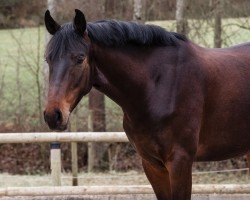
[82,60,92,91]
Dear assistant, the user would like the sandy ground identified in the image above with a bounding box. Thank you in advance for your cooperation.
[1,194,250,200]
[0,171,148,187]
[0,171,249,200]
[0,171,249,188]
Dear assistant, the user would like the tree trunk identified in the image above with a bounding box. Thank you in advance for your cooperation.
[89,90,106,132]
[176,0,188,35]
[247,154,250,175]
[88,89,107,172]
[104,0,115,18]
[36,26,43,127]
[43,0,56,112]
[133,0,142,22]
[15,42,22,129]
[214,0,223,48]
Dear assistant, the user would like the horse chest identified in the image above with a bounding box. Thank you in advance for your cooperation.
[126,130,164,164]
[123,117,172,164]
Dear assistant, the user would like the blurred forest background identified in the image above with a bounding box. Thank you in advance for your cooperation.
[0,0,249,175]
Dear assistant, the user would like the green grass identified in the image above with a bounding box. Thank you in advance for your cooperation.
[0,18,249,131]
[0,27,45,127]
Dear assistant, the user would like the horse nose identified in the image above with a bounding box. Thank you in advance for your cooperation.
[44,108,63,130]
[55,109,62,123]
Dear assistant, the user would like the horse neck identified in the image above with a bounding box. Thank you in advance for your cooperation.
[90,44,180,122]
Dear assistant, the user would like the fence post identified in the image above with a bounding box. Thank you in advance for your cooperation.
[71,142,78,186]
[70,110,78,186]
[50,142,61,186]
[88,110,94,172]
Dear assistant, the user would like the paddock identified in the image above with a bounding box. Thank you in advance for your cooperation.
[0,132,249,199]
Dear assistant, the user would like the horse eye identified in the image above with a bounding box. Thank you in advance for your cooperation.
[76,55,85,64]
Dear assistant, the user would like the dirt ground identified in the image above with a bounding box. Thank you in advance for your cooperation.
[0,171,249,200]
[0,171,249,187]
[1,194,250,200]
[0,194,157,200]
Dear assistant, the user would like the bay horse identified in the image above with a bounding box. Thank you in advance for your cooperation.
[43,10,250,200]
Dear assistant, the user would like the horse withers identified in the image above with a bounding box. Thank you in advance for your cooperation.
[43,9,250,200]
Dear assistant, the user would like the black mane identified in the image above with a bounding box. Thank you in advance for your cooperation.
[45,20,187,60]
[87,20,187,47]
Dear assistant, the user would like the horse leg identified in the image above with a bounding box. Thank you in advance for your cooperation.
[166,148,193,200]
[142,159,171,200]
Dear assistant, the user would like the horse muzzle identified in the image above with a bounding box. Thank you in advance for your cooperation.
[44,108,68,131]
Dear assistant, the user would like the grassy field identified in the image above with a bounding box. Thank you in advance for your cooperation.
[0,18,249,131]
[0,26,123,131]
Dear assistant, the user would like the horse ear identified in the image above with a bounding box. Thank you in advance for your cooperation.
[73,9,87,36]
[44,10,61,35]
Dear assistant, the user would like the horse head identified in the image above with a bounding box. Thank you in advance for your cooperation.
[44,9,92,131]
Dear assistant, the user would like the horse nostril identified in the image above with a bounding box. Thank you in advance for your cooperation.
[54,109,62,124]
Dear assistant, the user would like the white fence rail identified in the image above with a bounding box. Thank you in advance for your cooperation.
[1,184,250,196]
[0,132,129,143]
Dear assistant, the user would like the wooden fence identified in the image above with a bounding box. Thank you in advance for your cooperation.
[0,132,129,143]
[0,132,249,197]
[0,132,128,186]
[1,184,250,196]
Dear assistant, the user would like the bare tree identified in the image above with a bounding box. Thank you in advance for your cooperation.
[43,0,56,108]
[10,28,43,127]
[0,64,6,102]
[176,0,188,35]
[88,89,107,172]
[104,0,115,19]
[133,0,142,21]
[15,35,22,128]
[214,0,223,48]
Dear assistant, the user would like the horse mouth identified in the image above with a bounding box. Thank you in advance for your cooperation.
[52,124,68,132]
[46,120,68,132]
